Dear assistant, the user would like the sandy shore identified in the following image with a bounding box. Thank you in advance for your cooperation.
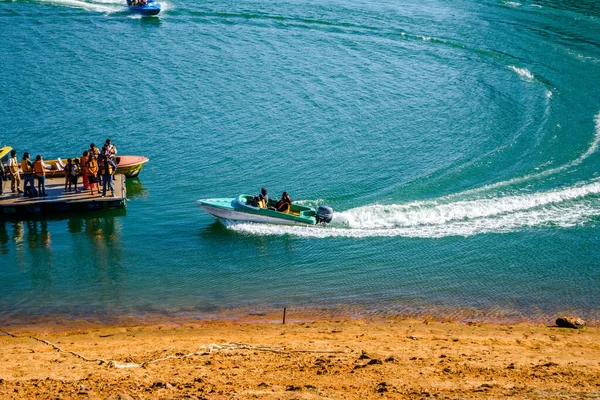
[1,316,599,399]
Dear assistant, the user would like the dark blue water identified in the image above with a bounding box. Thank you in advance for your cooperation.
[1,0,600,324]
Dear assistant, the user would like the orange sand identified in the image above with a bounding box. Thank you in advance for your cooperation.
[1,317,599,399]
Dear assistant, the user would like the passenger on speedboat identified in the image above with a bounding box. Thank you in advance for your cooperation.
[275,192,292,213]
[257,194,267,208]
[260,188,269,205]
[249,188,270,208]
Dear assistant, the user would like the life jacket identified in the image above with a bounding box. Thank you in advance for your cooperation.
[257,198,267,208]
[80,156,88,171]
[8,157,19,174]
[99,158,114,175]
[276,196,291,213]
[21,159,33,174]
[88,159,98,175]
[33,160,45,177]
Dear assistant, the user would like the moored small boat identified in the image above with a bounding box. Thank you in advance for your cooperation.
[127,0,161,16]
[40,155,149,179]
[0,146,12,160]
[197,194,334,226]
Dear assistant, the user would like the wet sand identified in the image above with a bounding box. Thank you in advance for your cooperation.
[1,316,599,399]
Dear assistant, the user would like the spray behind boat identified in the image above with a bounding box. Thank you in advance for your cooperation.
[316,205,334,224]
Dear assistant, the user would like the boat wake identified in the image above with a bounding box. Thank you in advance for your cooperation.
[38,0,125,13]
[226,112,600,239]
[226,180,600,238]
[36,0,171,14]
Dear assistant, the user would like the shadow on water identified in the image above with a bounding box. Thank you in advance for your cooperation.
[197,220,296,255]
[198,220,234,238]
[138,15,162,27]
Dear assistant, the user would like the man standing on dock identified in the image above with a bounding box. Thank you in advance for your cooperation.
[21,152,35,197]
[33,155,48,197]
[98,154,117,197]
[7,150,23,194]
[0,156,5,195]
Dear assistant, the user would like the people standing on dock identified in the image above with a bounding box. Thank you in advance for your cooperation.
[87,155,99,195]
[72,159,81,193]
[98,154,117,197]
[7,150,23,194]
[104,139,117,158]
[93,143,104,188]
[33,155,48,197]
[21,152,35,197]
[64,159,73,192]
[80,151,90,190]
[64,159,80,193]
[0,158,5,196]
[89,143,100,160]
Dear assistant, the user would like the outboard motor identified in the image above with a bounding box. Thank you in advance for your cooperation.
[316,206,334,224]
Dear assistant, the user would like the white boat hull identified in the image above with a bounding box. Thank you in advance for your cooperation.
[198,203,307,226]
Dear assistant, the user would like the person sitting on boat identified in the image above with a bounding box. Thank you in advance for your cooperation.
[257,193,267,208]
[275,192,292,213]
[260,188,269,205]
[250,188,269,208]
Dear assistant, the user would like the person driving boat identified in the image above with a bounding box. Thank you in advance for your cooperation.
[257,194,267,208]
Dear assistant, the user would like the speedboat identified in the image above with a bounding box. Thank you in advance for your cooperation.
[197,194,334,226]
[127,0,161,16]
[41,155,149,179]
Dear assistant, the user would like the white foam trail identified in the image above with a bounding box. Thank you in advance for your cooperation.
[340,181,600,227]
[226,203,595,238]
[503,1,522,7]
[39,0,122,13]
[459,111,600,196]
[226,181,600,238]
[509,65,534,80]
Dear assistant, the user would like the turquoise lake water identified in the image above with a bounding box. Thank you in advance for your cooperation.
[1,0,600,324]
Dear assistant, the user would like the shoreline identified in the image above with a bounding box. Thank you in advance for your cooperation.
[1,316,599,398]
[1,304,599,333]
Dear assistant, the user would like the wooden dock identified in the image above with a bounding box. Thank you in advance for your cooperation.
[0,174,126,217]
